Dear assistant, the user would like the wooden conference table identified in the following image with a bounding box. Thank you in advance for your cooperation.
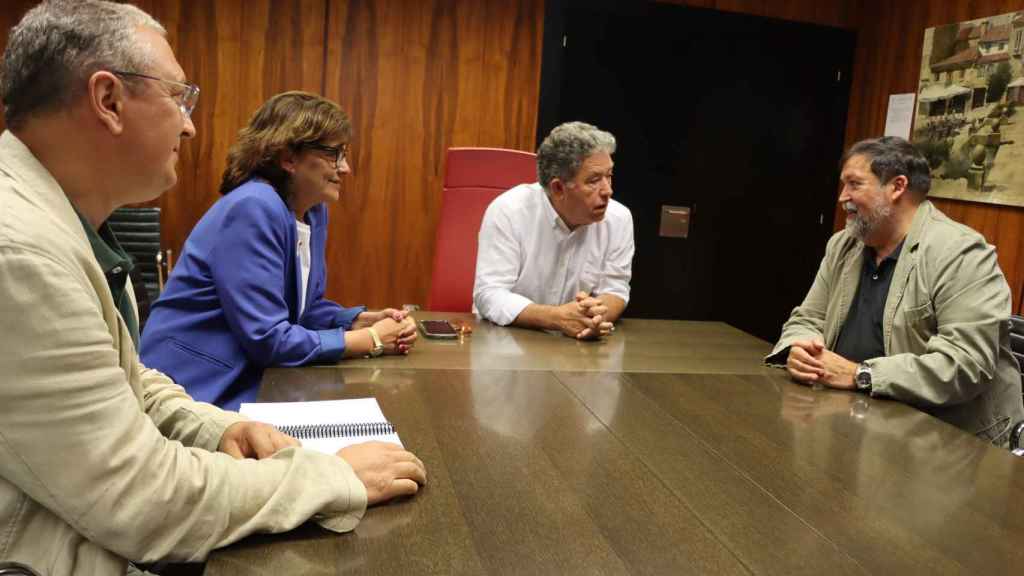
[204,313,1024,575]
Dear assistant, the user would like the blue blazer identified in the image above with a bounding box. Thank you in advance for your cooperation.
[140,180,364,410]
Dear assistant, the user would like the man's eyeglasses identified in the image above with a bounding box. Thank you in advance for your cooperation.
[111,70,200,119]
[304,143,350,170]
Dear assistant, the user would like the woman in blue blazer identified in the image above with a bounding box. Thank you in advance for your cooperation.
[140,92,417,410]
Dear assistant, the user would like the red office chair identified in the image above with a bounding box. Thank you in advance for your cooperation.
[427,148,537,312]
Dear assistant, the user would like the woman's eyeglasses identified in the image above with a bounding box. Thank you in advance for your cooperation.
[304,143,350,169]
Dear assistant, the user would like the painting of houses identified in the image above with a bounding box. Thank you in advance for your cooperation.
[913,11,1024,207]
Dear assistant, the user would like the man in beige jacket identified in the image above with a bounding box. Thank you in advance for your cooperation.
[766,136,1024,445]
[0,1,425,574]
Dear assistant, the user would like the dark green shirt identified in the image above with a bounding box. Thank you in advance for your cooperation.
[73,209,140,347]
[833,240,905,363]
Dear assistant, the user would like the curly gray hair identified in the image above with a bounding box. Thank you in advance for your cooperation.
[1,0,166,129]
[536,121,616,191]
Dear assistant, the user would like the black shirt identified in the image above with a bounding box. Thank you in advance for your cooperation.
[833,240,905,363]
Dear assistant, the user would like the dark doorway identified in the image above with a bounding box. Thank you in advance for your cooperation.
[538,1,855,342]
[973,87,987,109]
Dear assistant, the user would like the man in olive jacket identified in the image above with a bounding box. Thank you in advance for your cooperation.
[0,2,425,574]
[765,136,1024,445]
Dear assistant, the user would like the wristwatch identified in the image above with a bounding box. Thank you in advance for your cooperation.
[366,327,385,357]
[855,362,873,394]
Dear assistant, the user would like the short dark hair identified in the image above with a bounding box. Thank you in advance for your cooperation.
[840,136,931,198]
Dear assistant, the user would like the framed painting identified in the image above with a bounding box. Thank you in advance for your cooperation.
[914,11,1024,207]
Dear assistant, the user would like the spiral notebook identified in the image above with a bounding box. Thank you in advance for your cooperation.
[239,398,403,454]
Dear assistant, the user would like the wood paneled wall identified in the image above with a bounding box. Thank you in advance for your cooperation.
[132,0,331,289]
[135,0,543,309]
[842,0,1024,312]
[6,0,1024,312]
[322,0,543,307]
[0,0,542,310]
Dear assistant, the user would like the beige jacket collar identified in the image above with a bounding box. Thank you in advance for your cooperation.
[831,200,933,352]
[0,130,90,248]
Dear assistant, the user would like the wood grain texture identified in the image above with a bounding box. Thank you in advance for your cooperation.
[13,1,1022,313]
[206,364,1024,575]
[208,368,757,575]
[322,0,543,308]
[840,0,1024,311]
[0,0,541,310]
[560,371,1024,574]
[347,311,775,374]
[2,0,330,272]
[131,0,329,266]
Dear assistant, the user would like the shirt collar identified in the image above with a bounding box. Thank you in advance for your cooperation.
[71,206,140,348]
[538,185,577,235]
[0,131,92,248]
[864,237,905,267]
[71,206,134,276]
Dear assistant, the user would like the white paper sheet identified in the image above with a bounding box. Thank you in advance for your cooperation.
[240,398,403,453]
[884,93,916,139]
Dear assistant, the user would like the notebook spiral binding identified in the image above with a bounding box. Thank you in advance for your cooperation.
[278,422,395,439]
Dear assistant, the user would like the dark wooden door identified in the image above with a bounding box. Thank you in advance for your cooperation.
[539,1,855,342]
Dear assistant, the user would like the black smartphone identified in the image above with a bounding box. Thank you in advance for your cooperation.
[419,319,459,339]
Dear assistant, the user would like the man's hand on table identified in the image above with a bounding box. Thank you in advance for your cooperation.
[338,442,427,505]
[219,421,300,459]
[574,291,613,340]
[786,338,857,390]
[552,292,613,340]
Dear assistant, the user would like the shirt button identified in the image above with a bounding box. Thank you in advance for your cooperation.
[872,274,879,280]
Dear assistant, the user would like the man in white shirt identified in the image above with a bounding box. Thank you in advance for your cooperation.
[473,121,635,339]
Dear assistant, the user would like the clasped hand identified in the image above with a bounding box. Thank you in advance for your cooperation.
[557,291,614,340]
[785,338,857,389]
[353,308,407,328]
[356,309,418,354]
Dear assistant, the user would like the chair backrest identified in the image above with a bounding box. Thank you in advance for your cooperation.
[1010,315,1024,377]
[426,148,537,312]
[105,207,163,327]
[1009,315,1024,453]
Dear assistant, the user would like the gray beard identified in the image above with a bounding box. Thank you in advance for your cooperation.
[845,201,892,242]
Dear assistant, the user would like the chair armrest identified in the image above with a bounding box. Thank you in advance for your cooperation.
[0,562,42,576]
[1011,420,1024,454]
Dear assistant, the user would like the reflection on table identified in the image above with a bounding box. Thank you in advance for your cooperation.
[343,312,775,374]
[204,319,1024,575]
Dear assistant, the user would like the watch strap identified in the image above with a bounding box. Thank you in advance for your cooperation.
[367,327,384,357]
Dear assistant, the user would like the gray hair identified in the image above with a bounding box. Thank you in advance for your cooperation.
[841,136,931,199]
[537,121,616,191]
[1,0,166,129]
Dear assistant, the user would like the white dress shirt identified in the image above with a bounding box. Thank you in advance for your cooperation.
[473,182,634,325]
[296,219,312,317]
